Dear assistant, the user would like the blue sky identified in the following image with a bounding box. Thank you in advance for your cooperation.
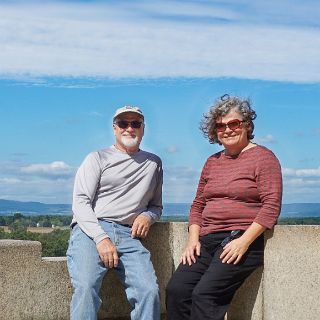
[0,0,319,204]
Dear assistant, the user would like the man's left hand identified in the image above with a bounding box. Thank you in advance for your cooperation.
[131,215,151,238]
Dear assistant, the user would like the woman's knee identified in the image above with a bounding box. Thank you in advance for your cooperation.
[166,275,189,300]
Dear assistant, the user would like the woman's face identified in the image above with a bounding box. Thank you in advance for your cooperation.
[216,110,249,151]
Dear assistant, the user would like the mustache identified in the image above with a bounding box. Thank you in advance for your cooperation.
[121,134,137,138]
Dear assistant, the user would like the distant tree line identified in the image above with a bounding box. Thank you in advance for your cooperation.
[0,213,72,256]
[0,213,72,230]
[278,217,320,225]
[0,228,70,257]
[1,214,320,257]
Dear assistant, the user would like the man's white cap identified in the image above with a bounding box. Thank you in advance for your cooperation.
[113,105,144,121]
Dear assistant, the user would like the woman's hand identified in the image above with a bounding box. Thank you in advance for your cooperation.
[180,240,201,266]
[220,237,249,265]
[220,223,266,264]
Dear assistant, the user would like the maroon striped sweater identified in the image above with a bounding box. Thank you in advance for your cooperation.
[189,145,282,236]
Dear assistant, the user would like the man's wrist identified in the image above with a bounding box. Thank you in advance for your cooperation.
[95,234,110,245]
[140,212,153,223]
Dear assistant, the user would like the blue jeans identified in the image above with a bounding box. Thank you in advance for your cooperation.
[67,221,160,320]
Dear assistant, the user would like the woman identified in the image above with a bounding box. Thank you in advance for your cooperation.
[166,94,282,320]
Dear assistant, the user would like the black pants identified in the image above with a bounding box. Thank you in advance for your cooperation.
[166,231,264,320]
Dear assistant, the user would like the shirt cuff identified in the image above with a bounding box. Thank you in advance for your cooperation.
[141,211,159,224]
[93,233,110,245]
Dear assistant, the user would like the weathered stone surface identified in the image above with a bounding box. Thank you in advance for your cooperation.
[1,224,320,320]
[263,225,320,320]
[0,240,72,320]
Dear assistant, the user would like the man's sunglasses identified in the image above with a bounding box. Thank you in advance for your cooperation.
[115,120,143,129]
[215,119,244,132]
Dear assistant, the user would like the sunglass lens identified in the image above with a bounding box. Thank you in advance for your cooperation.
[131,121,142,128]
[216,123,226,131]
[228,120,241,130]
[117,121,129,129]
[116,121,142,129]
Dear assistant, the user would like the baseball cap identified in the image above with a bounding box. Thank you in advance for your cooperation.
[113,105,144,121]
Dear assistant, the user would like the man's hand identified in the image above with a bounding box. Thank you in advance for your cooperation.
[96,238,119,268]
[131,215,151,238]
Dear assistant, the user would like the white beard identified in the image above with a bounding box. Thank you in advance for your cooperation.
[120,135,139,148]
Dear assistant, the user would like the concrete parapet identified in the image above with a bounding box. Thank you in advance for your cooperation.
[0,224,319,320]
[0,240,71,320]
[263,225,320,320]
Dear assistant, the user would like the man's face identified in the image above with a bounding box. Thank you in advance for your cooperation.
[113,112,144,152]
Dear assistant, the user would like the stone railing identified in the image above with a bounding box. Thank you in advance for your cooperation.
[1,223,319,320]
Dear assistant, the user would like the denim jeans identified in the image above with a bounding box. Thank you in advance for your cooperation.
[67,221,160,320]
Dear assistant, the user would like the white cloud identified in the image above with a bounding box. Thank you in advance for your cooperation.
[282,166,320,203]
[0,160,76,203]
[0,1,319,82]
[20,161,75,179]
[1,159,320,203]
[283,167,320,178]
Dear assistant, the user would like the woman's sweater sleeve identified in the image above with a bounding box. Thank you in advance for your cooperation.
[254,151,283,229]
[188,160,209,227]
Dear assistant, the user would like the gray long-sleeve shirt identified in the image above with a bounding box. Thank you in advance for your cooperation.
[72,145,163,244]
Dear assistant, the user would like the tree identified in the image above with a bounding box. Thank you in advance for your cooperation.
[0,217,6,226]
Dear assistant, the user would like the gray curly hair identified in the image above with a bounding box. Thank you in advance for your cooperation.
[200,94,257,145]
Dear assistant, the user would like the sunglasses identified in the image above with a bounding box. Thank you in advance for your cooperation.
[221,230,242,247]
[115,120,143,129]
[215,119,244,132]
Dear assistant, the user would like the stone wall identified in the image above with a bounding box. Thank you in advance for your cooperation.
[0,223,319,320]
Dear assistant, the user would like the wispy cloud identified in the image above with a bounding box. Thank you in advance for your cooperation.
[0,178,21,185]
[163,166,201,202]
[0,160,76,203]
[282,166,320,203]
[88,111,104,117]
[0,1,319,82]
[0,178,74,204]
[255,134,277,144]
[283,167,320,178]
[20,161,75,179]
[165,145,179,154]
[1,160,320,203]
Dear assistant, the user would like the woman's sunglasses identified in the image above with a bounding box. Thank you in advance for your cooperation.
[115,120,143,129]
[215,119,244,132]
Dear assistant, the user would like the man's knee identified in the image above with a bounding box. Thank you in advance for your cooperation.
[71,269,103,294]
[144,282,160,299]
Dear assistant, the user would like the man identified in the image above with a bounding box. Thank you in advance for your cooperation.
[67,106,163,320]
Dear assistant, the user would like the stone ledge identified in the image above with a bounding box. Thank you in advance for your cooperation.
[1,223,320,320]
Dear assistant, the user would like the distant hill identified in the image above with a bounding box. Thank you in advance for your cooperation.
[279,203,320,218]
[0,199,71,215]
[0,199,320,217]
[162,202,320,218]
